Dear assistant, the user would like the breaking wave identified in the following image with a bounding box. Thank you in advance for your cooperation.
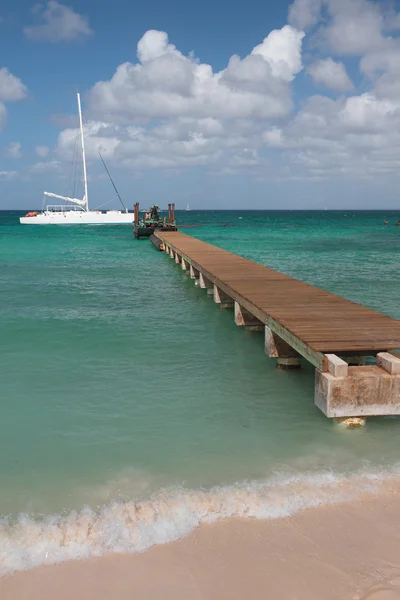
[0,469,395,575]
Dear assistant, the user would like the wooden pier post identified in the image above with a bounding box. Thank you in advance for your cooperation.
[133,202,139,225]
[181,258,188,271]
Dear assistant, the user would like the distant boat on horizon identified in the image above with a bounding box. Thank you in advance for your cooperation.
[186,204,191,212]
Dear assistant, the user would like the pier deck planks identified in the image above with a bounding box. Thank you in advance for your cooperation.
[156,232,400,368]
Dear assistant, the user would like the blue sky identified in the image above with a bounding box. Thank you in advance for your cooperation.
[2,0,400,209]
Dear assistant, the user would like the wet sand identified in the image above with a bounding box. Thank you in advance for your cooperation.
[2,487,400,600]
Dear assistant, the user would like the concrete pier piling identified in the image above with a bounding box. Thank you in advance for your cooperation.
[265,326,301,369]
[155,231,400,424]
[199,273,214,296]
[234,302,264,331]
[189,265,199,280]
[315,352,400,418]
[213,285,234,309]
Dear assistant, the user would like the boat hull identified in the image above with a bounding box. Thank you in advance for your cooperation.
[133,224,178,239]
[20,212,133,225]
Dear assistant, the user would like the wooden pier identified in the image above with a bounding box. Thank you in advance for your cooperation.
[155,231,400,423]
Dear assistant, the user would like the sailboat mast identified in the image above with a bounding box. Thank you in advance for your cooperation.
[77,92,89,211]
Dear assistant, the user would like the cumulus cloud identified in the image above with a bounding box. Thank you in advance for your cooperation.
[308,58,354,91]
[339,93,399,132]
[0,68,27,102]
[57,118,255,170]
[361,44,400,77]
[288,0,391,55]
[288,0,400,101]
[47,5,400,185]
[35,145,50,157]
[137,30,178,63]
[288,0,322,30]
[54,27,305,172]
[251,25,305,81]
[0,68,27,130]
[269,0,400,180]
[24,1,92,42]
[321,0,385,56]
[88,27,304,123]
[262,91,400,179]
[5,141,22,158]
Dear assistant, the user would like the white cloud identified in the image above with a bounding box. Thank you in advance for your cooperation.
[88,27,304,124]
[251,25,305,81]
[6,141,22,158]
[0,171,18,181]
[288,0,322,31]
[0,67,27,102]
[0,68,27,131]
[262,90,400,179]
[24,1,92,42]
[0,103,7,130]
[49,12,400,185]
[29,160,61,173]
[288,0,400,104]
[274,0,400,180]
[308,58,354,91]
[53,27,306,172]
[288,0,390,55]
[360,40,400,81]
[263,127,284,147]
[339,93,399,132]
[137,30,178,63]
[322,0,385,56]
[57,119,247,170]
[35,145,50,157]
[383,6,400,32]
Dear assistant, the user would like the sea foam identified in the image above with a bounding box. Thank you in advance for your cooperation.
[0,469,392,575]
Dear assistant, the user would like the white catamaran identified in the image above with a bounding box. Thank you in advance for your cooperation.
[20,93,133,225]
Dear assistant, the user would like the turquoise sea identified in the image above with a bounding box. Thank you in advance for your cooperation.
[1,209,400,572]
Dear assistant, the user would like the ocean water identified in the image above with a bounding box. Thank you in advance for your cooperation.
[1,209,400,573]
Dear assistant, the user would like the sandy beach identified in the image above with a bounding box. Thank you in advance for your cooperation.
[2,486,400,600]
